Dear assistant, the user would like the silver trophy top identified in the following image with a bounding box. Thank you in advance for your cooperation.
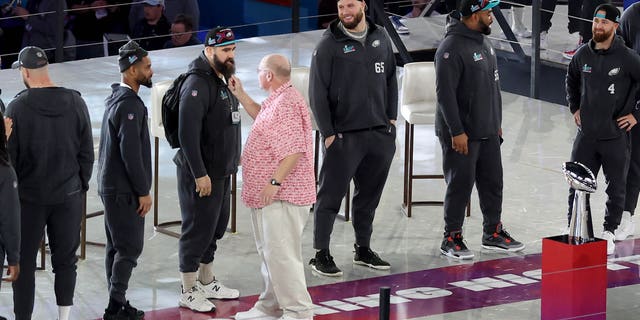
[562,161,597,192]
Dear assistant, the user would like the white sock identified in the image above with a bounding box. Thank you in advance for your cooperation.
[198,262,215,284]
[180,272,197,292]
[58,305,71,320]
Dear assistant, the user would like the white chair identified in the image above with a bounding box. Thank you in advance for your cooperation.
[149,79,238,236]
[401,62,470,218]
[290,67,350,221]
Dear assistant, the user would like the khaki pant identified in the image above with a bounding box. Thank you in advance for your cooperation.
[251,201,313,319]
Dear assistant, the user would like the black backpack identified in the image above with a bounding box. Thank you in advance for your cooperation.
[161,70,212,148]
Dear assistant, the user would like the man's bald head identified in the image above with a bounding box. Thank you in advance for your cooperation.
[260,54,291,80]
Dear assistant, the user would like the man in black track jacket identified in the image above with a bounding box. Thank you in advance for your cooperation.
[565,3,640,256]
[6,46,93,320]
[434,0,524,260]
[97,40,152,320]
[174,26,240,313]
[308,0,397,277]
[615,1,640,241]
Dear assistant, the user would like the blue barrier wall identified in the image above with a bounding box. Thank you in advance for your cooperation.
[199,0,318,39]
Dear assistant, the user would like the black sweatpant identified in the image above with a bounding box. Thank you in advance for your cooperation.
[568,132,629,232]
[439,135,503,235]
[539,0,582,34]
[13,193,82,320]
[625,126,640,216]
[313,126,396,250]
[177,164,230,273]
[102,194,145,304]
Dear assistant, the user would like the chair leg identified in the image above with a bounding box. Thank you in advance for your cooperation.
[403,121,410,209]
[466,201,471,217]
[344,183,350,222]
[406,123,415,218]
[231,173,237,233]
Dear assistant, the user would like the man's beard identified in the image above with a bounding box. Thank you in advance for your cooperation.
[214,55,235,79]
[140,78,153,88]
[340,9,364,30]
[592,28,612,43]
[479,20,491,35]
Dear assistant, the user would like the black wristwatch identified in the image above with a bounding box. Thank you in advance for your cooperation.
[270,178,281,186]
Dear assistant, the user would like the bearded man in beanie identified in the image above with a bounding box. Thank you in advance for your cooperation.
[566,3,640,255]
[6,46,94,320]
[175,26,241,312]
[97,40,153,320]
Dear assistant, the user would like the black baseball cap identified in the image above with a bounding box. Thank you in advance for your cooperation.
[205,27,237,47]
[458,0,500,17]
[593,3,620,23]
[11,46,48,69]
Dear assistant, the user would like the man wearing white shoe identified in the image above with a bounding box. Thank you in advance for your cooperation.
[617,2,640,241]
[565,4,640,255]
[174,27,241,312]
[230,54,315,320]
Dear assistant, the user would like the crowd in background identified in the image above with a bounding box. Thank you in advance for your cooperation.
[0,0,200,69]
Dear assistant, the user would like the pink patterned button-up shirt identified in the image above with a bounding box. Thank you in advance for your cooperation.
[241,82,316,208]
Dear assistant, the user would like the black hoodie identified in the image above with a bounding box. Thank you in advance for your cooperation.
[434,13,502,140]
[566,35,640,140]
[0,165,20,268]
[6,87,94,204]
[619,2,640,54]
[97,84,152,196]
[309,17,398,137]
[173,52,240,179]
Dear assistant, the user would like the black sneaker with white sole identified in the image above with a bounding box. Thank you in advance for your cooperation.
[309,249,343,277]
[440,231,474,260]
[353,244,391,270]
[482,223,525,252]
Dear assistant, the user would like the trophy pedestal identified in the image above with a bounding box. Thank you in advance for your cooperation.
[541,235,607,319]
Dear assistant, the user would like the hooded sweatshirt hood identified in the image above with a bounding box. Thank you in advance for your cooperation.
[444,12,485,44]
[17,87,81,118]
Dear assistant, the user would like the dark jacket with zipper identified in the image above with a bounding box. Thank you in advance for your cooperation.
[434,12,502,140]
[309,17,398,137]
[97,84,152,196]
[0,165,20,268]
[173,52,240,179]
[6,87,94,204]
[619,2,640,54]
[566,36,640,140]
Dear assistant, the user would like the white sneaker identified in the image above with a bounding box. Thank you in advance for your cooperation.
[279,315,313,320]
[197,279,240,299]
[234,307,278,320]
[601,231,615,255]
[179,286,216,312]
[615,211,635,241]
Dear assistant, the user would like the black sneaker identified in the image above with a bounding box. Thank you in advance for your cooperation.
[482,223,525,252]
[309,249,343,277]
[118,301,144,320]
[353,244,391,270]
[103,298,122,320]
[440,231,474,260]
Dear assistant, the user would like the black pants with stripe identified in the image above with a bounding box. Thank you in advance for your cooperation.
[568,132,629,232]
[313,126,396,250]
[439,135,503,235]
[13,193,83,320]
[177,164,231,273]
[625,126,640,216]
[102,194,145,304]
